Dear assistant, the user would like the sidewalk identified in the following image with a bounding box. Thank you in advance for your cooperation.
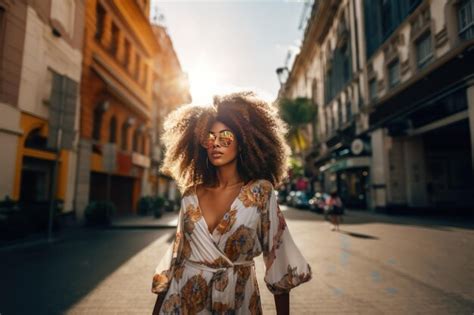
[0,211,179,252]
[344,208,474,230]
[109,211,179,229]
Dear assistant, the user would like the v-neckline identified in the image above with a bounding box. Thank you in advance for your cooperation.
[193,180,251,235]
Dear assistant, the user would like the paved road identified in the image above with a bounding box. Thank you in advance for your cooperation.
[0,208,473,314]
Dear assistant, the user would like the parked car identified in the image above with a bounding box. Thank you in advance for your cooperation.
[292,191,311,209]
[286,191,297,207]
[309,192,329,213]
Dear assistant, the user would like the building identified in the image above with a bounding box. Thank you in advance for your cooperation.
[0,0,84,214]
[149,24,191,202]
[364,0,474,212]
[77,0,190,221]
[278,0,474,213]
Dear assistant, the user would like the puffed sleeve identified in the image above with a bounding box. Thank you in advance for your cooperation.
[151,198,185,295]
[258,183,312,295]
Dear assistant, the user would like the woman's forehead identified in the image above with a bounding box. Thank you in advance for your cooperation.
[209,121,231,133]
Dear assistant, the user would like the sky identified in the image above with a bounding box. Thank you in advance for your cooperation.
[150,0,308,104]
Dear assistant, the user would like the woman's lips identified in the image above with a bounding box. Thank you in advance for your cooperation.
[211,153,223,159]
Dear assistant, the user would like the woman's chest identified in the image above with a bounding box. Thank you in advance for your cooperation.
[183,197,261,243]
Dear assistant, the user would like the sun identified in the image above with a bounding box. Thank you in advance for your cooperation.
[186,60,275,106]
[188,63,220,106]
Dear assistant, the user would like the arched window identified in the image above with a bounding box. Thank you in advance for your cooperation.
[132,129,139,152]
[92,101,109,141]
[141,134,146,154]
[24,127,47,150]
[109,116,117,143]
[121,122,129,150]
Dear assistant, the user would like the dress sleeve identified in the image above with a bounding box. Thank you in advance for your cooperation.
[151,198,185,295]
[259,184,312,295]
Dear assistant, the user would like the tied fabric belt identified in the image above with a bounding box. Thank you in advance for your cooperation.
[183,259,255,311]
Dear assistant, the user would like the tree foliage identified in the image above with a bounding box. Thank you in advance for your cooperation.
[278,97,317,153]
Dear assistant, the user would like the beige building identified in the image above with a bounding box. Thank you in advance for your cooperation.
[278,0,474,213]
[149,23,191,202]
[0,0,84,213]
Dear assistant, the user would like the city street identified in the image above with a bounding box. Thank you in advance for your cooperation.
[2,1,474,314]
[1,207,473,315]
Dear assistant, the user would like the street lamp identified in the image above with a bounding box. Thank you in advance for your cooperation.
[276,67,289,86]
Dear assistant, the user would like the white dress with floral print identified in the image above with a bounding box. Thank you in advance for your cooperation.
[151,179,312,314]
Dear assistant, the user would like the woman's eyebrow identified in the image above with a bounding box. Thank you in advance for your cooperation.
[209,129,231,134]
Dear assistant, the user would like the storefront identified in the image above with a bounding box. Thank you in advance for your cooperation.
[319,156,371,209]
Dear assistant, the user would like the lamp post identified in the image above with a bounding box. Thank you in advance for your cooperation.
[276,67,289,86]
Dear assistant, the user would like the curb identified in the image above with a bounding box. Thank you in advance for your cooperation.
[106,225,177,230]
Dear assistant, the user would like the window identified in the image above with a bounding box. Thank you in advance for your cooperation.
[415,32,433,69]
[388,59,400,87]
[141,134,146,154]
[458,0,474,40]
[123,39,131,67]
[324,45,352,103]
[346,101,352,122]
[408,0,422,12]
[109,116,117,143]
[121,123,129,150]
[132,129,139,152]
[1,7,6,50]
[364,0,422,59]
[134,53,141,80]
[142,64,148,86]
[95,3,105,40]
[92,105,106,141]
[381,0,395,39]
[25,128,48,150]
[326,108,332,133]
[369,79,378,101]
[110,23,119,55]
[338,102,343,127]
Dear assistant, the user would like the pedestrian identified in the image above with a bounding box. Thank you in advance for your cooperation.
[326,190,344,231]
[151,91,312,314]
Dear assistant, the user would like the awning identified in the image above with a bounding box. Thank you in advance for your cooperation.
[319,156,370,173]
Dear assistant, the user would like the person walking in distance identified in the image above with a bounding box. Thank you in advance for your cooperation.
[326,190,344,231]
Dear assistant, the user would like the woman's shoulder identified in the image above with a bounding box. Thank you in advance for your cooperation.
[246,178,274,191]
[181,184,197,198]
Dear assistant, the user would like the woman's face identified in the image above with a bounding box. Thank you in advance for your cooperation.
[202,121,239,167]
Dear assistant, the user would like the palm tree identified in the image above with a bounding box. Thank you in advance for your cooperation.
[278,97,317,159]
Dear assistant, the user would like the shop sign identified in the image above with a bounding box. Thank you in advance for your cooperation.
[351,138,364,155]
[132,152,150,168]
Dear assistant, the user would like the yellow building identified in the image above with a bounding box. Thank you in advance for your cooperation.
[77,0,190,220]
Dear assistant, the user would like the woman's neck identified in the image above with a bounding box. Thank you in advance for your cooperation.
[215,160,243,188]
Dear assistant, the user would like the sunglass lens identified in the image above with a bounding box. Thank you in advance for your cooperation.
[219,131,234,146]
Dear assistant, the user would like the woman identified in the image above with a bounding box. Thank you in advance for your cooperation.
[151,91,312,314]
[326,191,344,231]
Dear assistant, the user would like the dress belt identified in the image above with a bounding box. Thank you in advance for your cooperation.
[184,259,255,272]
[183,259,255,310]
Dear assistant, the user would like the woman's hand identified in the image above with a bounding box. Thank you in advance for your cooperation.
[152,293,166,315]
[274,292,289,315]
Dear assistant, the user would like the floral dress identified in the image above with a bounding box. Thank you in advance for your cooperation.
[151,179,312,314]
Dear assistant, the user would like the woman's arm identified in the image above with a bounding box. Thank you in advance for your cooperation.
[274,292,290,315]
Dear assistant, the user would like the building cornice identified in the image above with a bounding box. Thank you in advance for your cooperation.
[108,0,159,57]
[92,53,151,119]
[282,0,341,96]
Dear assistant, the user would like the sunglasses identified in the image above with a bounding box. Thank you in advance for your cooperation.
[200,130,235,148]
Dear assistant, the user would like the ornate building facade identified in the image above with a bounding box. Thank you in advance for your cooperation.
[278,0,474,212]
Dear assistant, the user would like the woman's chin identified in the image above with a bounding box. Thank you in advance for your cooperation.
[210,158,234,167]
